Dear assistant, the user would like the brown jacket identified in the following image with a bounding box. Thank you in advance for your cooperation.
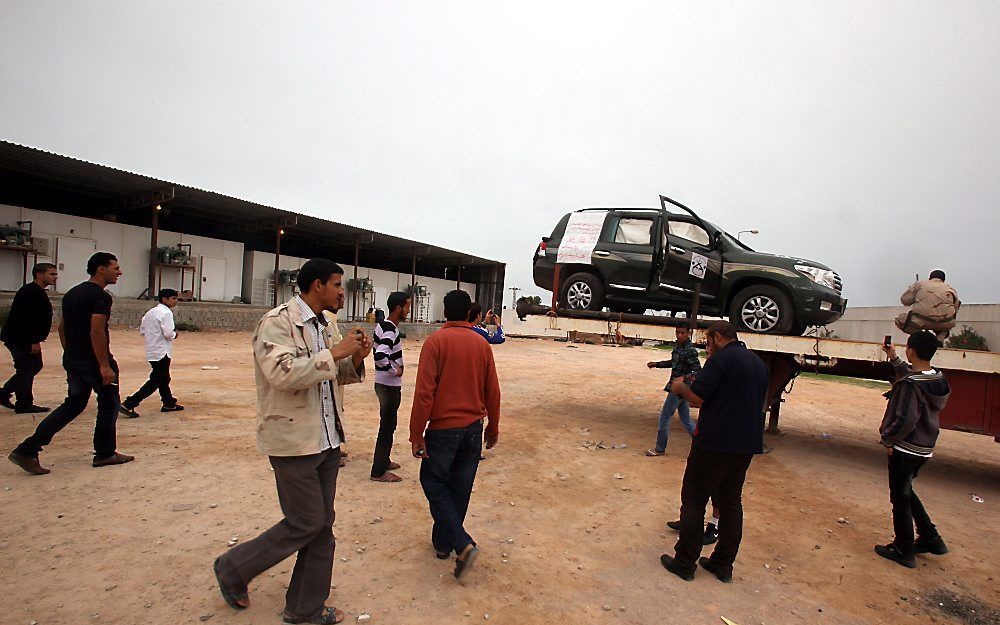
[252,300,364,457]
[900,278,960,323]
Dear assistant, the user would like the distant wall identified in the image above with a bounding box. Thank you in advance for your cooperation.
[828,304,999,351]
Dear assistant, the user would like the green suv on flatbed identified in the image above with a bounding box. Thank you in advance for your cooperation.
[532,201,847,335]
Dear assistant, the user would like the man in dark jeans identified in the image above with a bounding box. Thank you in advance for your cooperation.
[875,331,950,568]
[8,252,134,475]
[659,320,768,582]
[370,291,410,482]
[120,288,183,418]
[410,290,501,581]
[0,262,58,413]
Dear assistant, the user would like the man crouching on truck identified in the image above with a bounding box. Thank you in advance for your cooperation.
[875,331,950,568]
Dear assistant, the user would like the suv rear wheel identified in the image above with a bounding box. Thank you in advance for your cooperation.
[561,272,605,311]
[729,284,794,334]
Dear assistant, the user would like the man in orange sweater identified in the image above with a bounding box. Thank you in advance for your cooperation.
[409,289,501,582]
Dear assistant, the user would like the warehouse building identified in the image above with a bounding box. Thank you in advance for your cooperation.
[0,141,505,324]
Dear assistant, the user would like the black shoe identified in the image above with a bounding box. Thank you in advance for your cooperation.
[699,557,733,582]
[118,405,141,419]
[161,403,185,412]
[454,545,479,581]
[666,520,681,531]
[14,405,49,414]
[703,523,719,545]
[660,554,694,581]
[874,543,916,568]
[0,391,13,410]
[914,535,948,555]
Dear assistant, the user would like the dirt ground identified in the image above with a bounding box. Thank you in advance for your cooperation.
[1,328,997,625]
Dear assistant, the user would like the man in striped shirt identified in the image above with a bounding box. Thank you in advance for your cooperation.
[370,291,411,482]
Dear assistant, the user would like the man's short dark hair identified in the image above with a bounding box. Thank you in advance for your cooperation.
[929,269,946,281]
[706,320,738,341]
[387,291,409,314]
[158,288,179,303]
[443,290,472,322]
[32,262,56,278]
[297,259,344,293]
[87,252,118,276]
[468,302,483,323]
[907,331,939,361]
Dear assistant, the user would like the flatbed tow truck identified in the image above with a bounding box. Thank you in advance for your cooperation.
[509,306,1000,443]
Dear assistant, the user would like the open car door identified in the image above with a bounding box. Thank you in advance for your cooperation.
[656,195,724,309]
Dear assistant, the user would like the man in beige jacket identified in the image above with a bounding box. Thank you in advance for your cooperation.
[214,259,371,625]
[894,270,961,344]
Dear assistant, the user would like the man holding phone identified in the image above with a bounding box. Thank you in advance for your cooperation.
[410,290,501,581]
[214,259,371,624]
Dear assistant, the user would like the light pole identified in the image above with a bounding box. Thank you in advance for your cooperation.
[737,229,759,242]
[508,286,521,312]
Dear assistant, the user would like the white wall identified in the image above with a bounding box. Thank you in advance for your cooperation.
[0,205,244,301]
[243,251,482,322]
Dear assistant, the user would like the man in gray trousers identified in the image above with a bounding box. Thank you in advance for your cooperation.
[213,259,370,625]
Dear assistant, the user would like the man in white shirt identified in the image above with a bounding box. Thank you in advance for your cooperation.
[120,289,182,418]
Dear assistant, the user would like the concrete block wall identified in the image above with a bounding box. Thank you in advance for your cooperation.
[827,303,999,351]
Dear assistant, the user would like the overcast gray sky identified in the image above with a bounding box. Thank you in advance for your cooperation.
[2,1,998,306]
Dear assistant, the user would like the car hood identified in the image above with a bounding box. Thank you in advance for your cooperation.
[727,249,835,273]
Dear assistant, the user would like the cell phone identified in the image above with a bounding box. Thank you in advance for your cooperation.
[883,335,892,347]
[416,448,425,457]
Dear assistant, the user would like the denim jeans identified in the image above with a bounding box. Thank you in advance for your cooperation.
[419,420,483,556]
[654,392,695,453]
[370,383,401,478]
[16,359,120,459]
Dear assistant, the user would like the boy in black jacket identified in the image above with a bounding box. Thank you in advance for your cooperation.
[876,331,950,568]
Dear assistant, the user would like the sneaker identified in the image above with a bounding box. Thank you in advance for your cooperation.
[8,450,50,475]
[914,535,948,555]
[118,405,141,419]
[93,452,135,467]
[874,543,916,568]
[14,405,50,414]
[703,523,719,545]
[698,556,733,582]
[161,404,185,412]
[0,391,13,410]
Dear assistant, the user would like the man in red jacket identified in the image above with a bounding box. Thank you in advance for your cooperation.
[409,289,501,582]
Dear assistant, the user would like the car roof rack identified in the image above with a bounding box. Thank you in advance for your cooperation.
[576,207,661,213]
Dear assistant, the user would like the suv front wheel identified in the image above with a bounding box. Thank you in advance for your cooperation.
[729,284,794,334]
[561,272,606,311]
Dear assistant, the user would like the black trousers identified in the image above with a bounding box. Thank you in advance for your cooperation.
[216,448,340,620]
[15,360,120,459]
[2,342,43,408]
[123,356,175,408]
[370,383,401,477]
[673,445,753,575]
[887,450,938,554]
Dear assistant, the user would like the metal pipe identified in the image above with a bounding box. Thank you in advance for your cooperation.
[352,238,360,321]
[148,204,160,300]
[273,224,282,308]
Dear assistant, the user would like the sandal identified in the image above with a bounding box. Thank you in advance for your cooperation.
[645,449,665,457]
[388,461,401,470]
[370,472,402,483]
[213,557,249,610]
[283,606,345,624]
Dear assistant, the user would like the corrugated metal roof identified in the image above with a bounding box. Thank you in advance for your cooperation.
[0,140,504,275]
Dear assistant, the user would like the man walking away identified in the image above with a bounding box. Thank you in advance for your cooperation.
[894,270,961,344]
[410,289,501,581]
[875,331,950,568]
[120,289,183,418]
[659,321,768,583]
[0,263,57,413]
[644,325,701,457]
[370,291,410,483]
[467,303,505,344]
[8,252,133,475]
[213,259,370,625]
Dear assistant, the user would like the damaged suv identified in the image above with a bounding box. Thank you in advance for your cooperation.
[532,197,847,334]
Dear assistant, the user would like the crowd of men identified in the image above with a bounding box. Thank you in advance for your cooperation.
[1,255,957,622]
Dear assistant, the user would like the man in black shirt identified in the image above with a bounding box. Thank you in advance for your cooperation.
[659,320,769,583]
[8,252,134,475]
[0,263,57,413]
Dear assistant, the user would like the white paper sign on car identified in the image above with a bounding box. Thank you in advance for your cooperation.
[556,211,607,265]
[689,252,709,279]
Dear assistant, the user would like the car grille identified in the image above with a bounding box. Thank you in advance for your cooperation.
[833,272,843,295]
